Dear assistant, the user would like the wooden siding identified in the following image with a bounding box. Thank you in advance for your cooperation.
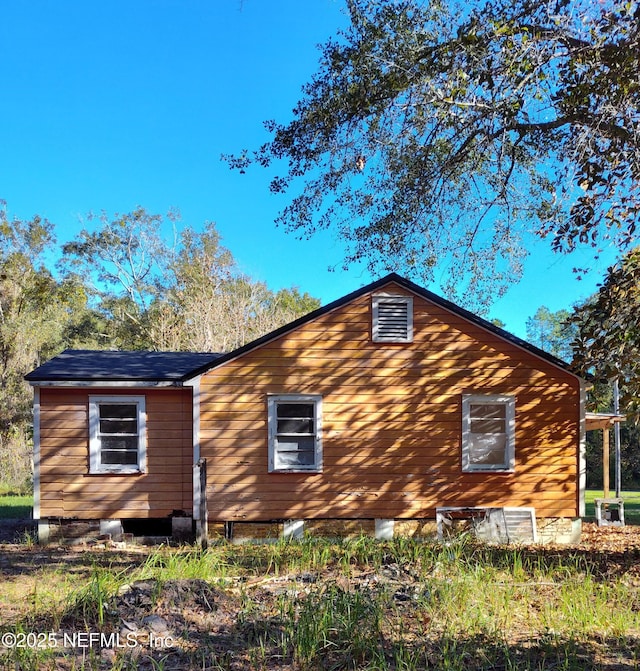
[200,282,581,521]
[38,387,193,519]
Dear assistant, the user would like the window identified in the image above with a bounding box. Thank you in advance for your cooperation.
[462,395,515,472]
[89,396,146,473]
[268,395,322,472]
[372,295,413,342]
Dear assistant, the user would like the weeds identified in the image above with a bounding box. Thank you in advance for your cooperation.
[283,584,385,667]
[135,545,230,583]
[2,536,640,669]
[64,565,125,627]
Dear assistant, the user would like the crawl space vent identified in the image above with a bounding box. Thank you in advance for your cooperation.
[436,507,537,544]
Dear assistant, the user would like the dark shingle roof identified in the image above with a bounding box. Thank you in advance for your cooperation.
[25,349,221,383]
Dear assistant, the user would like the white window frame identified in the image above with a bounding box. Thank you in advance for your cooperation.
[89,396,147,474]
[462,394,515,472]
[372,294,414,343]
[268,394,323,473]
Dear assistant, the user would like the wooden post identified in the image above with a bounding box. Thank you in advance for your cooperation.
[614,379,622,498]
[603,427,610,499]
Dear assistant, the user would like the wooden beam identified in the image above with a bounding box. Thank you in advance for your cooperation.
[603,427,610,499]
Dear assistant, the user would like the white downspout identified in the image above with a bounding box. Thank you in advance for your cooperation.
[186,377,202,526]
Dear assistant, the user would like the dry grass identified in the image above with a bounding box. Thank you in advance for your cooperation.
[1,526,640,669]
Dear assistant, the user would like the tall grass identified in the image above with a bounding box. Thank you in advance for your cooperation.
[2,537,640,670]
[134,546,231,582]
[64,565,126,627]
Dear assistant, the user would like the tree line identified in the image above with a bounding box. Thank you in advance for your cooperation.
[0,204,320,492]
[526,304,640,490]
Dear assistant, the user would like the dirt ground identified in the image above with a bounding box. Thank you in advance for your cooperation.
[0,518,36,544]
[1,520,640,670]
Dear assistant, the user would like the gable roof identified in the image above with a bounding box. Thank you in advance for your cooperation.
[185,272,581,380]
[25,349,221,384]
[25,273,581,385]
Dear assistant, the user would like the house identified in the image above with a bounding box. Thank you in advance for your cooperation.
[26,273,587,544]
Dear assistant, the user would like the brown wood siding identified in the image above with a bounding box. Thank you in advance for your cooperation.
[200,282,581,521]
[38,387,193,518]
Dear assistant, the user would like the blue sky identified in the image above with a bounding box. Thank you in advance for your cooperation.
[0,0,617,339]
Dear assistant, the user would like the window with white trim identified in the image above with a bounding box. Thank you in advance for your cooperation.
[89,396,146,473]
[372,295,413,342]
[462,395,515,472]
[268,395,322,472]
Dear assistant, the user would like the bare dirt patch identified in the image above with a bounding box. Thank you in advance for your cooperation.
[1,522,640,670]
[0,517,36,544]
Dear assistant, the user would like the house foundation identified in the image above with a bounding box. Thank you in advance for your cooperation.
[36,516,196,545]
[35,515,582,545]
[217,517,582,545]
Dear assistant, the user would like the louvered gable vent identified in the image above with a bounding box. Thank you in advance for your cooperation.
[372,295,413,342]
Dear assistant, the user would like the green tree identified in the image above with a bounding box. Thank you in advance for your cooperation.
[0,205,92,491]
[227,0,640,307]
[571,247,640,421]
[162,224,320,352]
[61,210,321,352]
[525,306,574,362]
[60,207,171,349]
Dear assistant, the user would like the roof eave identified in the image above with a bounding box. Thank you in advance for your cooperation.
[27,379,184,388]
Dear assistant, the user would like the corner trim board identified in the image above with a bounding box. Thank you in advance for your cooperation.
[33,387,40,520]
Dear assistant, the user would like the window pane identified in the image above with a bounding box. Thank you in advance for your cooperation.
[276,436,315,451]
[277,418,314,434]
[100,436,138,452]
[101,435,138,466]
[277,403,314,419]
[275,436,315,468]
[471,418,506,434]
[276,402,315,434]
[469,434,507,465]
[99,404,137,420]
[102,450,139,466]
[276,450,316,467]
[470,404,506,420]
[100,418,137,434]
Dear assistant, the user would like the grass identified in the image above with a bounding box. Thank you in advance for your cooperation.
[0,491,639,668]
[1,537,640,670]
[0,494,33,519]
[584,489,640,523]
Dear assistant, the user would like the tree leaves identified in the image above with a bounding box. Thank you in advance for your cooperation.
[59,209,321,353]
[571,247,640,420]
[0,205,96,490]
[525,306,575,362]
[227,0,640,308]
